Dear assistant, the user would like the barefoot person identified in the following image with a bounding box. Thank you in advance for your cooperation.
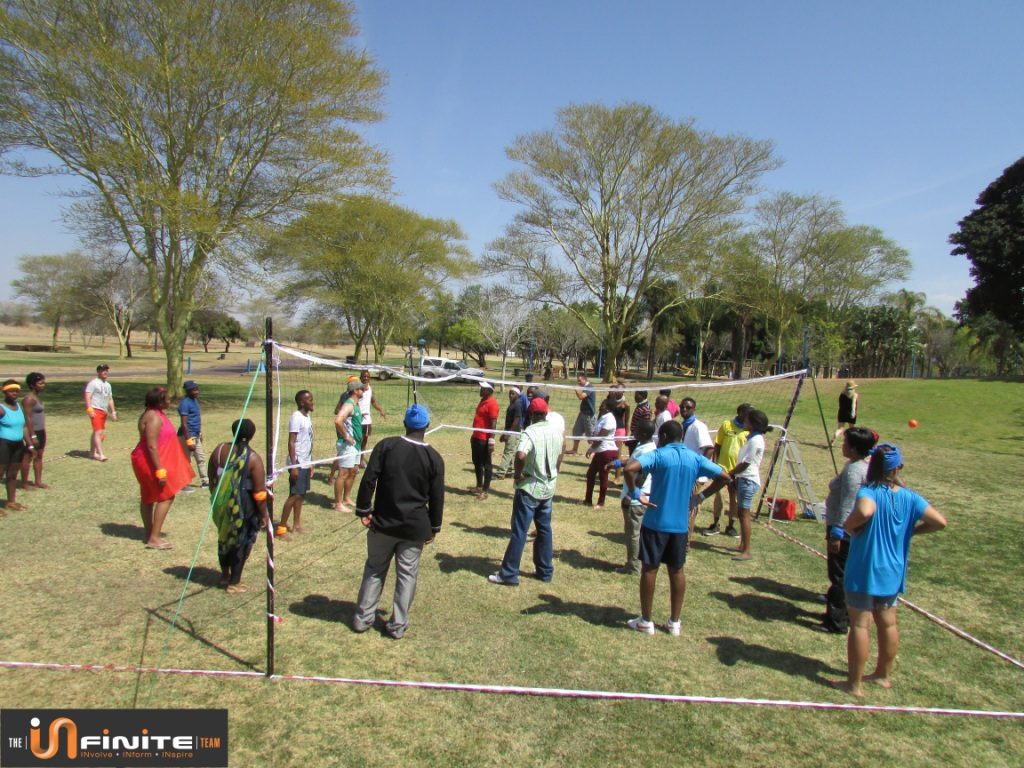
[130,387,194,548]
[279,390,314,534]
[334,379,364,512]
[0,380,31,513]
[84,364,117,461]
[209,419,270,593]
[832,443,947,697]
[731,409,770,561]
[20,373,48,490]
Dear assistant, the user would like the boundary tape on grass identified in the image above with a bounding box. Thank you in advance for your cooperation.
[1,660,1022,720]
[760,520,1024,671]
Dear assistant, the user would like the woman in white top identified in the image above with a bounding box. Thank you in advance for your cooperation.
[732,409,770,561]
[584,398,620,508]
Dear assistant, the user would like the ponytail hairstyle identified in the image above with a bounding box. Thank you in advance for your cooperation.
[231,418,256,444]
[866,443,903,485]
[746,409,771,434]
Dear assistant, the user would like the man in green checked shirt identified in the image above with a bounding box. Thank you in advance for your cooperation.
[488,397,564,586]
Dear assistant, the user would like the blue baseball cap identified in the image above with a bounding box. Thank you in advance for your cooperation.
[404,404,430,430]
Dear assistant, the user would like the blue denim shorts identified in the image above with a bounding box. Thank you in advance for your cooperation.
[846,591,899,611]
[735,477,759,510]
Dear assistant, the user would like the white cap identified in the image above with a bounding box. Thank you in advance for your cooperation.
[479,381,494,391]
[509,386,521,395]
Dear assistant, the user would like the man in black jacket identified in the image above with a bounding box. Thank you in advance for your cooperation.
[352,404,445,639]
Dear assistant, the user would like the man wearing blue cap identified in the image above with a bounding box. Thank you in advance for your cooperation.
[353,403,445,639]
[177,380,208,488]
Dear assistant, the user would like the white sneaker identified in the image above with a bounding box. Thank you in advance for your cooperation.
[627,617,655,635]
[664,619,682,637]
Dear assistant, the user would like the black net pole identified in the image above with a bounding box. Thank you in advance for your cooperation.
[809,371,839,475]
[263,317,276,677]
[754,371,806,520]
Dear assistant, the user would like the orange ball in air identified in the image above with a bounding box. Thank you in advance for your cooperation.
[908,419,918,428]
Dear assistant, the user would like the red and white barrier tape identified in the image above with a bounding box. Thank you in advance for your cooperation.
[761,520,1024,671]
[1,659,1020,719]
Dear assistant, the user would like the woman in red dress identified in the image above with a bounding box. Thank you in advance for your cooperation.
[131,387,194,549]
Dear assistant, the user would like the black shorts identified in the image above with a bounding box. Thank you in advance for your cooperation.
[639,527,688,570]
[0,438,26,465]
[289,467,311,497]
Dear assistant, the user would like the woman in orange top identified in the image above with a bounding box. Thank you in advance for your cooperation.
[130,387,194,549]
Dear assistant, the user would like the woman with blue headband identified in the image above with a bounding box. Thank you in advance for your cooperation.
[832,443,946,697]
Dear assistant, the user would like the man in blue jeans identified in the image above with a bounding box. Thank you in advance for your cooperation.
[489,397,564,586]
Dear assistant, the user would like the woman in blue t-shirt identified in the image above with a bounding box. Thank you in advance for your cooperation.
[832,443,946,698]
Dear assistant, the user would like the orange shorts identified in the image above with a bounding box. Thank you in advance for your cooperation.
[90,410,108,432]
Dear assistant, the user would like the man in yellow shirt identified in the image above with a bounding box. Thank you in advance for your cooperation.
[704,403,750,538]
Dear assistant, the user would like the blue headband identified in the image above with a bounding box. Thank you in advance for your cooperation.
[872,443,902,471]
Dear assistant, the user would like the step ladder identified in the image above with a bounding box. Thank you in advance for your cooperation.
[764,435,821,522]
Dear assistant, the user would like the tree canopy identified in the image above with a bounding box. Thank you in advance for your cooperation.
[950,155,1024,334]
[0,0,386,392]
[485,102,779,381]
[267,197,472,362]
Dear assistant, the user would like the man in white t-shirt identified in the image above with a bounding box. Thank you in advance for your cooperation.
[679,397,714,537]
[279,390,314,534]
[83,364,117,461]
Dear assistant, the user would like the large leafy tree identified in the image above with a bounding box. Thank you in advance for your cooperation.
[950,156,1024,334]
[269,197,471,362]
[0,0,386,393]
[485,102,778,381]
[12,252,91,349]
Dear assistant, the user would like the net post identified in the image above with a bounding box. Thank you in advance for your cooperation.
[809,371,839,475]
[263,317,275,678]
[754,370,806,520]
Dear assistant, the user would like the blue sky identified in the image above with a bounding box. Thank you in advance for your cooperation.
[2,1,1022,315]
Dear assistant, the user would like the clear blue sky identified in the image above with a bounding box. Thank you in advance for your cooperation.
[2,1,1021,316]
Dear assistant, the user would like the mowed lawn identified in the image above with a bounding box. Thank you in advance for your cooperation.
[0,352,1021,767]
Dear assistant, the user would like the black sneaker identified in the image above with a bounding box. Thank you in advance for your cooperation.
[724,525,739,538]
[703,523,721,536]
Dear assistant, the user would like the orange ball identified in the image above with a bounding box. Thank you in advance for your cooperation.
[908,419,918,428]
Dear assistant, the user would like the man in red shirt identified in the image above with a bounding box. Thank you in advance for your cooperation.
[470,381,499,501]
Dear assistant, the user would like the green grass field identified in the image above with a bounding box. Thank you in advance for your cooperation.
[0,346,1022,767]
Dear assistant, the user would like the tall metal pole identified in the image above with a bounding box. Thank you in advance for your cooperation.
[263,317,276,677]
[754,371,806,519]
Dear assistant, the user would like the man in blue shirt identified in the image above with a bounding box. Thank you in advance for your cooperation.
[622,420,732,636]
[177,380,208,488]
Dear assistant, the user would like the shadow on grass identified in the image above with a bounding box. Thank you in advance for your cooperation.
[100,522,147,541]
[729,576,822,603]
[449,521,510,539]
[65,449,96,460]
[434,551,495,577]
[163,565,225,588]
[144,608,261,672]
[707,635,843,684]
[557,548,618,573]
[521,593,633,628]
[588,529,627,546]
[289,593,356,625]
[707,591,821,625]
